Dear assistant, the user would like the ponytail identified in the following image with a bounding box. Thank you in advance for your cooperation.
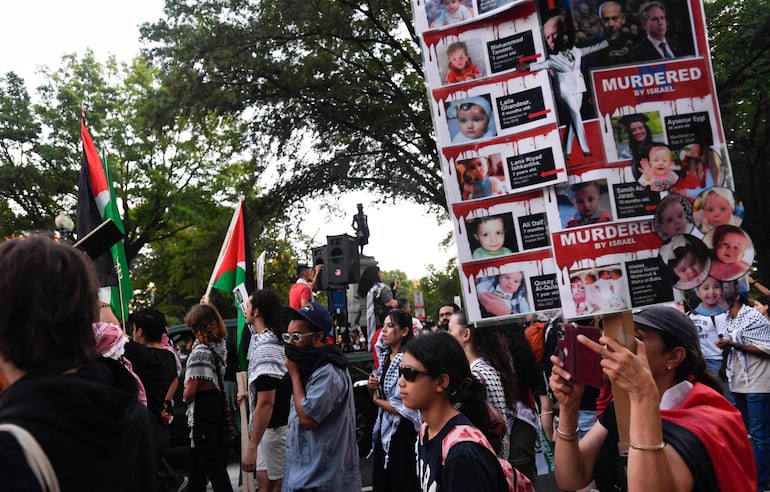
[406,333,500,443]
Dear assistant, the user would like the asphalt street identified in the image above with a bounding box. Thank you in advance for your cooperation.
[166,445,562,491]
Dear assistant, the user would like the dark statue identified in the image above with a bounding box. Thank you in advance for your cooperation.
[351,203,369,254]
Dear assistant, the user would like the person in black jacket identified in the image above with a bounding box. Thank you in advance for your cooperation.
[0,235,156,491]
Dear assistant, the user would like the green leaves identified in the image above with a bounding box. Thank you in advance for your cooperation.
[142,0,443,211]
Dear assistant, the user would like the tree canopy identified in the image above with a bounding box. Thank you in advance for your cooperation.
[706,0,770,282]
[0,52,305,321]
[143,0,770,283]
[141,0,445,211]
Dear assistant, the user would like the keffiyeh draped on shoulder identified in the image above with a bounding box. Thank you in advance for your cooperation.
[185,339,226,390]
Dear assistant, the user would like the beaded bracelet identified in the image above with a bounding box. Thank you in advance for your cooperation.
[629,440,666,451]
[555,426,580,441]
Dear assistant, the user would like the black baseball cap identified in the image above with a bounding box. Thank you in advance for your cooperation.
[633,306,701,356]
[288,301,333,337]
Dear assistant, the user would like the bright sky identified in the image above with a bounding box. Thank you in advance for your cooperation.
[1,0,455,279]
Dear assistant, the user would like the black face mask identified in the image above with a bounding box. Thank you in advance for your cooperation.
[284,343,347,386]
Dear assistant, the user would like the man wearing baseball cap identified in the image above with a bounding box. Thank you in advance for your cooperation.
[282,302,361,491]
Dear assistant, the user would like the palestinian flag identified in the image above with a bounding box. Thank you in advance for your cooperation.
[206,198,255,370]
[77,117,132,323]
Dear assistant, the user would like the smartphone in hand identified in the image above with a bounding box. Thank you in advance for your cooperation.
[557,323,604,388]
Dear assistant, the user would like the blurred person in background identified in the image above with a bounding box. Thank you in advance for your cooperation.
[0,235,155,491]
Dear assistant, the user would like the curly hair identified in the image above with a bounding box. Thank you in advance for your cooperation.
[185,304,227,344]
[249,288,284,338]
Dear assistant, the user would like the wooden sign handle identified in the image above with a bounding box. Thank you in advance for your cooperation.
[601,310,636,456]
[236,371,255,492]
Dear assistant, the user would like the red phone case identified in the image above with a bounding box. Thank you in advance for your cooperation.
[557,323,604,389]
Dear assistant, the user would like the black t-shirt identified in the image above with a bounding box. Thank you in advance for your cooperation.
[417,413,508,492]
[596,401,717,492]
[124,341,177,424]
[254,373,292,428]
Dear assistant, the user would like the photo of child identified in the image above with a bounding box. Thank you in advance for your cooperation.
[689,276,725,316]
[559,180,613,228]
[654,194,694,240]
[673,143,717,200]
[455,155,506,200]
[706,225,754,282]
[607,269,627,309]
[583,273,602,312]
[659,234,711,290]
[477,271,530,318]
[468,214,516,259]
[428,0,475,29]
[444,41,482,85]
[637,142,679,191]
[446,95,497,144]
[570,266,626,315]
[597,269,612,305]
[570,275,587,314]
[693,187,742,233]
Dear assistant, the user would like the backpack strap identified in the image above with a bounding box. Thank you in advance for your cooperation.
[419,421,428,444]
[441,425,495,464]
[442,425,535,492]
[0,423,60,492]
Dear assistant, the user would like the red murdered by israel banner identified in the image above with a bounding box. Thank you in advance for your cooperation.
[412,0,747,322]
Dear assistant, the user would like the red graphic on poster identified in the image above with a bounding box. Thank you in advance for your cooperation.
[552,220,662,271]
[593,59,712,116]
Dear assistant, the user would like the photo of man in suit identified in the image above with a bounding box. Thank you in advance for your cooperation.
[632,1,694,62]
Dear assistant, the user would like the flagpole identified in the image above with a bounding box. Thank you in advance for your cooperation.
[116,257,127,326]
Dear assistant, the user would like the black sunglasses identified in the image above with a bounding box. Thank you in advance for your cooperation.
[399,366,432,382]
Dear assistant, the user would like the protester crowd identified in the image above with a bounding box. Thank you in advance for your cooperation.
[1,235,769,492]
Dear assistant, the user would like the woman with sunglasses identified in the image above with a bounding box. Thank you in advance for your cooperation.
[366,309,420,491]
[399,332,510,492]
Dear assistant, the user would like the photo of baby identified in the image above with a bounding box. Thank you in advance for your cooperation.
[570,266,626,315]
[467,214,516,259]
[428,0,475,28]
[557,179,613,228]
[446,95,497,144]
[693,187,743,233]
[654,194,694,240]
[705,225,754,282]
[637,142,679,192]
[442,40,484,85]
[659,234,711,290]
[477,271,530,318]
[456,154,506,200]
[570,275,587,313]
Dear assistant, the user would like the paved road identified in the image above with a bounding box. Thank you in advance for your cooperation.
[166,446,562,491]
